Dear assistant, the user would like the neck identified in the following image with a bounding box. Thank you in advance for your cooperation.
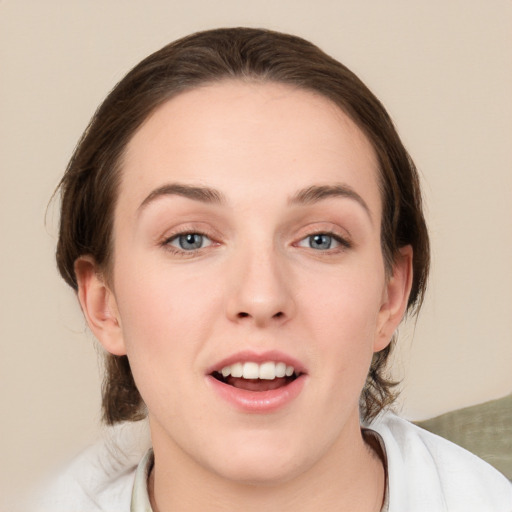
[148,414,385,512]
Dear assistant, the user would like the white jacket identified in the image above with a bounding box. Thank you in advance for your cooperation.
[30,412,512,511]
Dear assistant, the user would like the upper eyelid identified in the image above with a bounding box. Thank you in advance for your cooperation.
[161,224,221,242]
[291,222,352,241]
[166,231,212,242]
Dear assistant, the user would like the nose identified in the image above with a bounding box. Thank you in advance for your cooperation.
[225,244,295,327]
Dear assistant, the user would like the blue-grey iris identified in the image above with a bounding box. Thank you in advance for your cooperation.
[309,234,332,250]
[179,233,204,250]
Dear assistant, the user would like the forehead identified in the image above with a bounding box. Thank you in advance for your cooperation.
[119,80,381,213]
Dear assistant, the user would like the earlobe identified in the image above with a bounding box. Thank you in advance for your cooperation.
[374,245,413,352]
[75,256,127,356]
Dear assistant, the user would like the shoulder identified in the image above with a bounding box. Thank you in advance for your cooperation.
[368,412,512,512]
[29,421,151,512]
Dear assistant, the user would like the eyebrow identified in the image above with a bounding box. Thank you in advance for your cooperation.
[138,183,226,212]
[138,182,372,222]
[289,184,372,222]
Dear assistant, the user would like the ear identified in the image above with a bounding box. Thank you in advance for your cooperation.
[374,245,413,352]
[74,256,127,356]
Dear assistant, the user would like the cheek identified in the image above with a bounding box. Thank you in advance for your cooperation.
[113,258,222,361]
[298,264,385,386]
[303,266,384,337]
[111,261,224,416]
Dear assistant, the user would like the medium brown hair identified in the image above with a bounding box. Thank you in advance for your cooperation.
[56,27,429,424]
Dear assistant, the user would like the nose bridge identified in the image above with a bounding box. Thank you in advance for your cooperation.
[226,237,294,326]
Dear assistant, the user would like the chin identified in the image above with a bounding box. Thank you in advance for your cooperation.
[212,455,306,487]
[202,432,314,486]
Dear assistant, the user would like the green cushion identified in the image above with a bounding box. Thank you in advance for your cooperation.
[415,394,512,480]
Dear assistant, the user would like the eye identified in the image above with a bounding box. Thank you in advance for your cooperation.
[297,233,347,251]
[167,232,213,251]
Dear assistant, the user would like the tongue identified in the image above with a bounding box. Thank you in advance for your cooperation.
[226,377,290,391]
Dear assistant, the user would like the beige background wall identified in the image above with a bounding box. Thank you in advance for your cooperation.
[1,0,511,508]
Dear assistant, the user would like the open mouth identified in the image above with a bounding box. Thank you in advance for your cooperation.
[211,361,302,392]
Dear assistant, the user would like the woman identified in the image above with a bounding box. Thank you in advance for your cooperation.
[40,27,511,511]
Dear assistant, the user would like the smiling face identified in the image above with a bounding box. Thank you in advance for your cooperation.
[76,81,411,487]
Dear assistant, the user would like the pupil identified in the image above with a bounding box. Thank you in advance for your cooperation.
[310,234,331,250]
[180,233,203,250]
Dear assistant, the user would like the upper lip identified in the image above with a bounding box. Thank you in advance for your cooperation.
[206,350,307,375]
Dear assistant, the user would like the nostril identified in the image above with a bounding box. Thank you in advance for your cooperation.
[234,311,285,320]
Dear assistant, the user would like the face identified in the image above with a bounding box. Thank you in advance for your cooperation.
[78,81,411,485]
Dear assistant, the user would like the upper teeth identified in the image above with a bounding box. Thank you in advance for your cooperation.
[220,361,296,380]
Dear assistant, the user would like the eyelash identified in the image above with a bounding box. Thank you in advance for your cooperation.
[161,229,351,257]
[295,232,352,252]
[161,229,217,256]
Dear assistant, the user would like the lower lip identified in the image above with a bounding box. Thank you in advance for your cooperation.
[206,375,306,413]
